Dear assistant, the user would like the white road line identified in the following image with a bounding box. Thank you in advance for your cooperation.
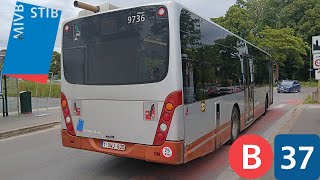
[271,104,287,109]
[306,105,320,109]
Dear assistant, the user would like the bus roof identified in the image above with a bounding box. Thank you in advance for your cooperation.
[65,1,271,57]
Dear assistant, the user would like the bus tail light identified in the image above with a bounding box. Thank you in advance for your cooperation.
[156,132,165,141]
[160,123,168,131]
[163,113,170,121]
[153,91,182,145]
[157,7,166,17]
[61,92,76,136]
[165,103,174,111]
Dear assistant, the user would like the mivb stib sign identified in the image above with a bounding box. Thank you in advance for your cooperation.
[2,1,61,83]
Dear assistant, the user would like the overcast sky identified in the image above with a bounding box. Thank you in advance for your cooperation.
[0,0,235,52]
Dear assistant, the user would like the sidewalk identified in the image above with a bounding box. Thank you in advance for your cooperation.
[288,104,320,134]
[0,108,61,139]
[261,104,320,180]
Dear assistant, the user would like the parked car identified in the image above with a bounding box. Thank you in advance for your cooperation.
[277,80,301,93]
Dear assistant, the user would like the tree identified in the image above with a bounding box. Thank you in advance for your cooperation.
[236,0,247,7]
[211,0,319,80]
[50,51,61,77]
[278,0,319,43]
[297,3,320,43]
[279,0,316,29]
[254,28,309,79]
[246,0,280,31]
[211,5,254,39]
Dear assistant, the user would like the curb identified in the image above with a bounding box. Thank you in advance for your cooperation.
[262,104,304,141]
[272,104,305,136]
[0,121,61,140]
[254,104,305,180]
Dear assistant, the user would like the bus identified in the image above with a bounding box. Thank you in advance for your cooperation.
[61,1,274,165]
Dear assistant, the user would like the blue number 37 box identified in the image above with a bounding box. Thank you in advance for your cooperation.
[274,134,320,180]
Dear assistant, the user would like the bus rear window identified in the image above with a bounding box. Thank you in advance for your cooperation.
[63,6,169,85]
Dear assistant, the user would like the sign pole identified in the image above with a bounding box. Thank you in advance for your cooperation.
[0,73,4,117]
[16,78,19,117]
[4,75,8,116]
[310,48,312,86]
[2,95,4,117]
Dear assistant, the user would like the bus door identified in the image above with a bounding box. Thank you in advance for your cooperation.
[243,55,254,124]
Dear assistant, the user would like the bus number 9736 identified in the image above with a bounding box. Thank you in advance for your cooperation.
[128,13,145,24]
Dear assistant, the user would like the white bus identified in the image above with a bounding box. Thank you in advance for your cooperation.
[61,1,273,165]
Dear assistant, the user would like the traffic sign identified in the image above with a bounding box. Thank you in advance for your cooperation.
[316,70,320,80]
[312,36,320,54]
[313,54,320,69]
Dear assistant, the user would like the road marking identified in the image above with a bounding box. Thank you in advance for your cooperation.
[306,105,320,109]
[271,104,287,109]
[280,100,298,103]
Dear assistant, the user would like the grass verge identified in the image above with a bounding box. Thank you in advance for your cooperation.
[300,81,318,87]
[8,81,61,98]
[304,95,319,104]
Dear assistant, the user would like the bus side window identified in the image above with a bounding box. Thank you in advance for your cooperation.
[215,102,220,121]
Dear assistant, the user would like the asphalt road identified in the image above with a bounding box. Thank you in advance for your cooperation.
[0,88,316,180]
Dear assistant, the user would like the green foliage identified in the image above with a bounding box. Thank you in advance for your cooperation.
[298,3,320,42]
[212,0,318,80]
[50,51,61,77]
[212,5,254,39]
[279,0,316,29]
[236,0,247,6]
[300,81,318,87]
[304,95,318,104]
[254,28,308,66]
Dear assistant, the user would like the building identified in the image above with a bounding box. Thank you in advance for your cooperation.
[0,50,6,69]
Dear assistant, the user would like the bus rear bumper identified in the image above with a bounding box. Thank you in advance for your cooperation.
[61,130,184,165]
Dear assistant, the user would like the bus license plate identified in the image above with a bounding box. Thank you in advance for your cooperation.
[102,141,126,151]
